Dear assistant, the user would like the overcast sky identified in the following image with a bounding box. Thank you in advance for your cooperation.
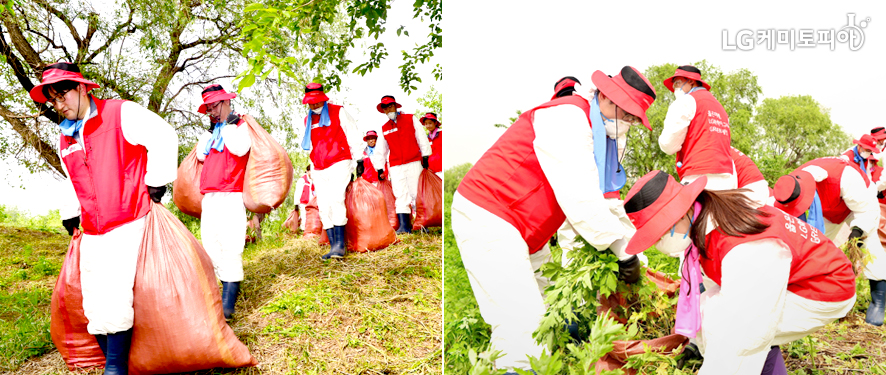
[444,0,885,169]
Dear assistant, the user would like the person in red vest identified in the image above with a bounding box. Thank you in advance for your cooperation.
[659,65,736,190]
[866,128,886,204]
[451,66,657,372]
[368,95,432,234]
[839,134,878,182]
[623,170,855,374]
[33,62,178,375]
[421,112,443,179]
[300,83,364,259]
[360,130,386,184]
[730,146,769,207]
[193,84,252,321]
[294,165,314,231]
[772,169,826,233]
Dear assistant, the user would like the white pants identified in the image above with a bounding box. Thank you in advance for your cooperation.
[313,160,353,229]
[298,203,308,231]
[80,216,146,335]
[201,192,247,282]
[824,217,886,280]
[390,161,423,214]
[452,192,551,371]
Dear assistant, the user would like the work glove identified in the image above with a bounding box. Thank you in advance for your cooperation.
[63,216,80,236]
[879,191,885,200]
[421,155,429,169]
[616,255,641,284]
[677,343,703,369]
[148,185,166,203]
[356,160,365,177]
[849,226,865,247]
[378,170,386,181]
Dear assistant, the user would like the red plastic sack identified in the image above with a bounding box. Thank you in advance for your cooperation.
[345,179,398,252]
[378,179,399,230]
[173,146,204,218]
[304,197,323,240]
[413,169,443,230]
[242,115,293,214]
[878,204,886,249]
[595,334,690,375]
[129,203,257,374]
[282,209,300,234]
[50,230,105,371]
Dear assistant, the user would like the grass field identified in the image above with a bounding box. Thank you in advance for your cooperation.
[0,205,442,375]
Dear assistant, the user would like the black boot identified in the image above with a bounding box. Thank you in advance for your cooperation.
[222,281,241,321]
[321,226,346,260]
[324,228,333,246]
[866,279,886,326]
[104,329,132,375]
[95,334,108,357]
[396,213,412,234]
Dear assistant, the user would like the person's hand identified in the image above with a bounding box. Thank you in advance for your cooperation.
[421,155,429,169]
[148,185,167,203]
[378,170,385,181]
[356,160,365,176]
[63,216,80,236]
[616,255,641,284]
[849,226,865,247]
[878,191,884,200]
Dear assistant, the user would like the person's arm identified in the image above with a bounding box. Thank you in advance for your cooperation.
[221,118,252,157]
[533,103,633,259]
[119,101,178,187]
[294,176,306,199]
[413,115,432,156]
[57,147,81,220]
[658,94,696,155]
[195,131,211,162]
[339,107,365,161]
[698,238,792,374]
[370,128,388,171]
[841,166,879,233]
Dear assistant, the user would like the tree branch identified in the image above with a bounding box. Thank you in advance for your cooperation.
[32,0,83,50]
[1,13,43,70]
[0,103,64,177]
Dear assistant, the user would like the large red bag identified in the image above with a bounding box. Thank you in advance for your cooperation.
[282,208,300,234]
[413,169,443,231]
[242,115,294,213]
[345,179,398,252]
[304,197,323,240]
[50,230,105,371]
[173,146,204,218]
[129,203,257,374]
[378,179,399,230]
[594,334,690,375]
[878,203,886,249]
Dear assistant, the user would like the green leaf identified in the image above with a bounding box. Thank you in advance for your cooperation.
[237,73,256,92]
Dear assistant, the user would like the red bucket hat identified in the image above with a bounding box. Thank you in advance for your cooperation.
[363,130,378,141]
[591,66,657,130]
[663,65,712,93]
[197,84,237,114]
[420,112,441,125]
[302,83,330,105]
[853,134,878,153]
[29,62,100,103]
[773,170,816,218]
[376,95,402,113]
[871,127,886,141]
[623,171,707,255]
[552,76,581,100]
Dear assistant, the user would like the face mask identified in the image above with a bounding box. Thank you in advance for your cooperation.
[861,150,873,159]
[654,215,693,257]
[387,112,398,121]
[604,118,633,138]
[312,107,323,114]
[673,81,686,97]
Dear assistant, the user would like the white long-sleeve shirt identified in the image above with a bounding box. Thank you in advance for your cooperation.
[658,93,697,155]
[59,99,179,220]
[195,116,253,162]
[839,166,879,233]
[369,114,432,169]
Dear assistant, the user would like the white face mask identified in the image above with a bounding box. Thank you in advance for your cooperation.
[311,107,323,114]
[861,150,873,159]
[604,118,634,138]
[673,81,686,97]
[654,215,693,257]
[387,112,398,121]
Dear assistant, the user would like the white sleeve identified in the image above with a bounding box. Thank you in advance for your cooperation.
[413,116,432,156]
[119,101,179,187]
[658,94,696,155]
[698,238,791,374]
[841,166,879,233]
[195,131,211,162]
[339,108,365,161]
[57,146,81,220]
[533,104,633,259]
[370,127,389,169]
[221,121,252,157]
[801,165,828,182]
[294,176,305,197]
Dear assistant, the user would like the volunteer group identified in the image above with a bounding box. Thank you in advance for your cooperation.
[33,62,442,374]
[452,64,882,375]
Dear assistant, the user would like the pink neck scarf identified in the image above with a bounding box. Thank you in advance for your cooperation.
[675,201,703,338]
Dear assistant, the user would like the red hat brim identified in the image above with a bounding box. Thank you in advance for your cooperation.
[625,176,708,255]
[773,170,816,218]
[663,70,712,93]
[302,91,330,105]
[377,102,402,113]
[591,70,652,131]
[29,70,100,103]
[363,135,378,141]
[197,91,237,114]
[853,136,878,152]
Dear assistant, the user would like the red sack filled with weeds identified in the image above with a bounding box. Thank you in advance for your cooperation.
[242,115,293,214]
[413,169,443,231]
[282,209,300,234]
[129,203,256,374]
[345,179,398,252]
[50,230,105,371]
[173,146,204,218]
[378,179,399,230]
[878,203,886,249]
[304,197,323,240]
[594,334,690,375]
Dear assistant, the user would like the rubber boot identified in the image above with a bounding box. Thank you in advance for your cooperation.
[396,213,412,234]
[222,281,241,321]
[760,346,787,375]
[866,279,886,326]
[324,228,333,246]
[321,226,346,259]
[94,334,108,357]
[103,329,132,375]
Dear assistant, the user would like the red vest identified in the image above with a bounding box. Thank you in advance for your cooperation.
[299,174,313,204]
[872,161,886,205]
[382,113,422,167]
[799,157,870,223]
[361,150,388,183]
[200,116,250,194]
[307,104,351,170]
[458,95,592,254]
[730,147,764,188]
[429,130,442,173]
[675,90,732,179]
[59,99,151,235]
[702,206,855,302]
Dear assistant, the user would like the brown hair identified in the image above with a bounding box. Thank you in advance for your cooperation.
[690,189,772,258]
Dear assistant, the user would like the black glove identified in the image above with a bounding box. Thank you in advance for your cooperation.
[879,191,884,200]
[377,169,385,181]
[849,226,865,246]
[677,343,703,369]
[63,216,80,236]
[356,160,365,176]
[421,155,429,169]
[148,185,166,203]
[616,255,642,284]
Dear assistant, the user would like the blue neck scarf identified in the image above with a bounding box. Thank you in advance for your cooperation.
[688,86,706,94]
[59,118,85,137]
[203,112,240,156]
[301,102,331,151]
[853,146,868,174]
[589,93,626,194]
[366,145,375,157]
[798,191,825,233]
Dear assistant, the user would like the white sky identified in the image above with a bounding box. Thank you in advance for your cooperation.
[0,0,440,216]
[444,0,885,169]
